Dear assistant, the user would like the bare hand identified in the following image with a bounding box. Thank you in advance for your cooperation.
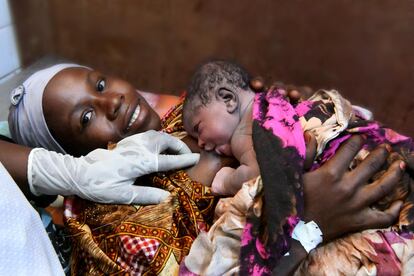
[303,135,405,241]
[249,76,314,104]
[211,167,236,195]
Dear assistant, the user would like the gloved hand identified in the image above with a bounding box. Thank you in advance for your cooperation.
[28,130,200,205]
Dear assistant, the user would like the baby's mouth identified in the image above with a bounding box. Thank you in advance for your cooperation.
[127,104,141,130]
[215,149,224,156]
[215,145,233,157]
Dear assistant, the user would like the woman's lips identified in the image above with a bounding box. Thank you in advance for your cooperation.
[127,104,141,130]
[124,98,151,134]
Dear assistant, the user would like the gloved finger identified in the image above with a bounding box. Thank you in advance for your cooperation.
[157,153,200,171]
[158,134,192,155]
[128,186,170,205]
[98,185,170,205]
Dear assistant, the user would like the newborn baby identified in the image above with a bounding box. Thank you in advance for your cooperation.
[180,60,414,275]
[182,60,413,214]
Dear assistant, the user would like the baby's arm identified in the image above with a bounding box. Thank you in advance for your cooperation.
[212,140,259,195]
[183,135,238,186]
[211,130,318,195]
[186,150,236,186]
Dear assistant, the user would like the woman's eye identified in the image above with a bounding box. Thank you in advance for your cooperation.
[96,79,106,92]
[81,110,93,126]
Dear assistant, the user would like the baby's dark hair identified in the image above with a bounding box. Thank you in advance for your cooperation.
[185,60,251,107]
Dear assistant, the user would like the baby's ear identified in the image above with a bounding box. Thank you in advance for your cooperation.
[217,88,238,114]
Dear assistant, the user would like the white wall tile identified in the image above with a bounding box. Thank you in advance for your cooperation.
[0,0,11,29]
[0,25,20,78]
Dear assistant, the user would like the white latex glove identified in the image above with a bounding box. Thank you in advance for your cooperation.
[28,130,200,205]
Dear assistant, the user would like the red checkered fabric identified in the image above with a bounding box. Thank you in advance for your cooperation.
[117,235,160,275]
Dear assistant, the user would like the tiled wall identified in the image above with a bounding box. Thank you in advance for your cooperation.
[0,0,20,83]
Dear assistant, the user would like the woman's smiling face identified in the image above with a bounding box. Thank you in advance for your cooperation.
[42,67,161,156]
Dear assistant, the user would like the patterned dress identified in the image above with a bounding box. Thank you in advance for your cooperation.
[64,97,217,275]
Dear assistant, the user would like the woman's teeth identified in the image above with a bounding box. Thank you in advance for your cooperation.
[127,105,141,129]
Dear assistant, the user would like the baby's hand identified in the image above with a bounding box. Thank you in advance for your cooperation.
[211,167,236,195]
[249,76,314,104]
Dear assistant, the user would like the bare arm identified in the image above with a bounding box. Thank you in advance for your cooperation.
[186,150,225,185]
[273,136,404,275]
[1,130,201,206]
[212,145,259,195]
[0,139,31,197]
[186,149,238,186]
[272,240,308,276]
[182,134,238,186]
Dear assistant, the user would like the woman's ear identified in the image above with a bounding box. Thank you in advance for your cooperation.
[217,88,238,114]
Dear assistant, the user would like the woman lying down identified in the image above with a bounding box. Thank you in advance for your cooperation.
[7,62,410,275]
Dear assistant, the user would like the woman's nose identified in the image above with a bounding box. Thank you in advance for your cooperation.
[98,92,124,121]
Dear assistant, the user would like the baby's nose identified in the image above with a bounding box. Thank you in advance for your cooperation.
[197,139,214,151]
[197,138,205,149]
[203,143,215,152]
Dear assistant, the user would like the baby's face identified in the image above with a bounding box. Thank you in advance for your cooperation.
[43,67,161,156]
[184,99,239,157]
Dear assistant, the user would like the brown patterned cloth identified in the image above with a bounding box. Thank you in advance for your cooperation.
[64,96,218,275]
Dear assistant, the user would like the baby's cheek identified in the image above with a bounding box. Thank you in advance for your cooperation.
[217,144,233,157]
[216,127,232,143]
